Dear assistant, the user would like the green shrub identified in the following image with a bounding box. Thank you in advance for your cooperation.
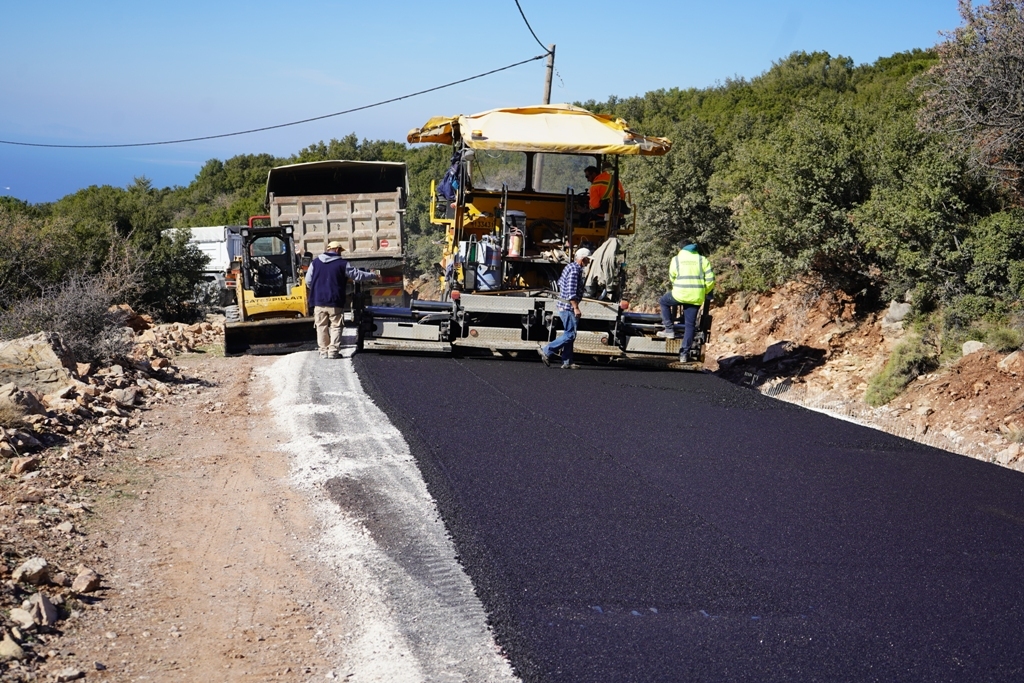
[865,335,939,406]
[0,271,134,364]
[985,325,1024,352]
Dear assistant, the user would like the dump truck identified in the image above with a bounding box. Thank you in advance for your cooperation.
[357,104,711,369]
[223,160,409,354]
[168,225,245,307]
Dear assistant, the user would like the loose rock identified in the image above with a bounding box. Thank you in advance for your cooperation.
[27,592,59,627]
[8,608,35,630]
[996,443,1021,466]
[71,567,102,594]
[12,557,49,585]
[11,455,41,475]
[0,633,26,661]
[962,340,988,356]
[997,350,1024,376]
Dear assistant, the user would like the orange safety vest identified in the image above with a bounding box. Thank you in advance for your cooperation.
[589,171,626,211]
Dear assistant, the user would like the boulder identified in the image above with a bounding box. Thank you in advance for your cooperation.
[12,557,49,585]
[0,383,45,416]
[997,350,1024,376]
[0,333,74,394]
[962,340,988,357]
[883,301,913,324]
[71,567,101,594]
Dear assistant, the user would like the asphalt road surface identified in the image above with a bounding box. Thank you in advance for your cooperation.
[353,354,1024,683]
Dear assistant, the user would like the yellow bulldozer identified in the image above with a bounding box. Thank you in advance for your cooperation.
[223,216,316,355]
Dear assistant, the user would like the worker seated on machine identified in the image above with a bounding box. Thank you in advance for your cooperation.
[578,165,630,226]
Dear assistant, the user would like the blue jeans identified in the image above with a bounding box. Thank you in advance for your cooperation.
[659,292,700,355]
[543,309,578,365]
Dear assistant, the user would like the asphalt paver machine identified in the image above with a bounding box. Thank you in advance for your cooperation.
[360,104,708,369]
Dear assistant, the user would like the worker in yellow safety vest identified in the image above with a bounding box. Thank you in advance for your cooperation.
[657,241,715,358]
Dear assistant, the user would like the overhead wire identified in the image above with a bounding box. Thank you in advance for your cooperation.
[513,0,562,93]
[0,53,548,149]
[514,0,551,54]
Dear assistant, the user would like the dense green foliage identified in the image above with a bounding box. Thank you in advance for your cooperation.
[580,47,1022,334]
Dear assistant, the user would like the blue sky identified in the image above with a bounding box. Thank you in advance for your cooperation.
[1,0,962,203]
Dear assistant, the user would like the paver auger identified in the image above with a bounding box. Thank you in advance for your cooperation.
[358,104,711,369]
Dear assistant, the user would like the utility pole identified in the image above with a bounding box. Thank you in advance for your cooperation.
[543,44,556,104]
[535,44,557,192]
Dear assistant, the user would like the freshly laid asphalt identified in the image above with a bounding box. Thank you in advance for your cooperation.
[352,354,1024,682]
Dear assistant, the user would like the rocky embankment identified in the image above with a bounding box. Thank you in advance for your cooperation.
[708,282,1024,468]
[0,315,221,681]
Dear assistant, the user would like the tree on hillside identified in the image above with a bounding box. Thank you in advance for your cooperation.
[51,178,208,321]
[173,154,281,227]
[621,118,733,300]
[713,101,869,291]
[921,0,1024,198]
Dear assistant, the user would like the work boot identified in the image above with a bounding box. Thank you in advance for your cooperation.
[657,327,677,339]
[326,350,339,359]
[560,363,581,370]
[537,347,552,367]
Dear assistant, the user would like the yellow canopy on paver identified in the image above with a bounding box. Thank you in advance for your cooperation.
[407,104,672,156]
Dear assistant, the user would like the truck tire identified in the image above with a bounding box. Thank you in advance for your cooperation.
[224,305,241,323]
[220,288,237,308]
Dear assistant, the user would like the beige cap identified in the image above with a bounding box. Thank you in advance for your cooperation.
[575,247,592,261]
[326,240,345,251]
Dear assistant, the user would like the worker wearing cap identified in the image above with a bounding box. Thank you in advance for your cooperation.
[658,241,715,360]
[305,241,378,359]
[539,247,592,370]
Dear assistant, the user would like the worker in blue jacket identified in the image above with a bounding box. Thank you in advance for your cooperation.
[305,240,378,358]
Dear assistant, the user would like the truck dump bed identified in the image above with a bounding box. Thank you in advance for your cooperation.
[266,161,409,307]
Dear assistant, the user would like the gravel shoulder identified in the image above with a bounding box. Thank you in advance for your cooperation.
[47,353,346,681]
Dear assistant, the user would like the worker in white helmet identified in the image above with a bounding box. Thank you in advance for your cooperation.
[539,247,592,370]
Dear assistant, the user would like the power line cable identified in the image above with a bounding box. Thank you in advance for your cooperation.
[0,53,547,149]
[514,0,551,53]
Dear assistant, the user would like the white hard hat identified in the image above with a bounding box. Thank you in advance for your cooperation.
[575,248,592,261]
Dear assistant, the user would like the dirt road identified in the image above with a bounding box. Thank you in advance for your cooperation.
[56,354,341,680]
